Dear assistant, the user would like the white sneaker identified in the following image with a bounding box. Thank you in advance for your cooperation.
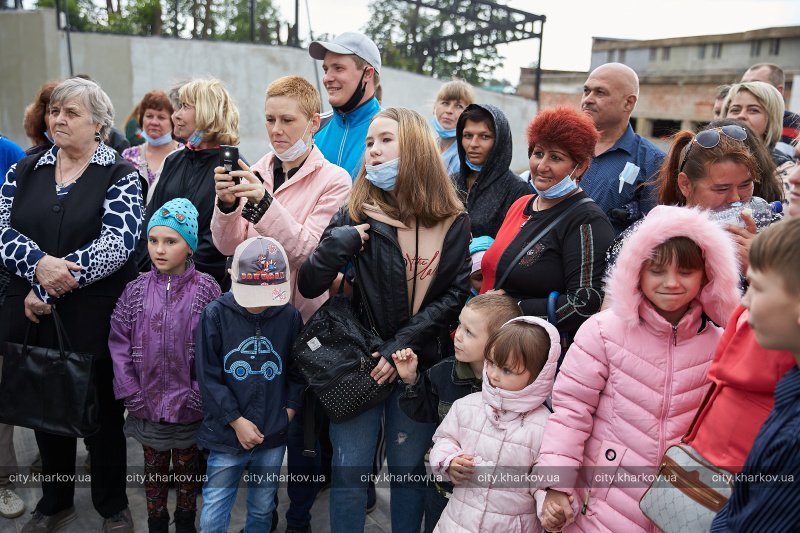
[0,487,25,519]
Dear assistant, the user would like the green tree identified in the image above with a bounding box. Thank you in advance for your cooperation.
[36,0,284,41]
[36,0,97,31]
[362,0,505,86]
[215,0,283,44]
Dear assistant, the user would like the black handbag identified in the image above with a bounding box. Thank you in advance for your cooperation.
[292,258,394,424]
[0,309,100,438]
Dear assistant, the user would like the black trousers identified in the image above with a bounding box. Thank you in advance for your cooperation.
[34,357,128,518]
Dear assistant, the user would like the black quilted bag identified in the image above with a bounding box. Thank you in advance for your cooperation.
[292,261,394,423]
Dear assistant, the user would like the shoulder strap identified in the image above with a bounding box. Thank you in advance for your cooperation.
[353,255,379,337]
[494,197,593,290]
[682,381,717,442]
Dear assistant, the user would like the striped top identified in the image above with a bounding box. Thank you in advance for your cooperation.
[711,365,800,531]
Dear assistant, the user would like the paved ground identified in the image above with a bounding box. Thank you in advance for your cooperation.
[1,426,391,533]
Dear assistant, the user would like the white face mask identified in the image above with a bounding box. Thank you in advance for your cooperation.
[271,121,312,162]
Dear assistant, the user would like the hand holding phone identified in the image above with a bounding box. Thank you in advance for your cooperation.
[220,145,240,185]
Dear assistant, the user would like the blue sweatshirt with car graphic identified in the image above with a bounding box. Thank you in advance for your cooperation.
[196,291,304,454]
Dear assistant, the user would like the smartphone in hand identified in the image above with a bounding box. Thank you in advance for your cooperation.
[220,145,240,185]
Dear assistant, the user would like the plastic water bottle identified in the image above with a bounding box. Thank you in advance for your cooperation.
[708,197,782,233]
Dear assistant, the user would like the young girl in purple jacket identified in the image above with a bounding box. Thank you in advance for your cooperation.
[109,198,220,533]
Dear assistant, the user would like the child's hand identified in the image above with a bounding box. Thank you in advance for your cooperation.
[286,408,296,423]
[391,348,418,384]
[447,454,475,485]
[230,417,264,450]
[541,489,574,531]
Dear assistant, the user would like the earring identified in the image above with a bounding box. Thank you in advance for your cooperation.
[94,131,101,142]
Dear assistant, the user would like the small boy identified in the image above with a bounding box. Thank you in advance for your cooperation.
[196,236,304,533]
[392,293,520,530]
[711,218,800,532]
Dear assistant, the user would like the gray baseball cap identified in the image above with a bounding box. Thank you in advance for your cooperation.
[231,236,291,308]
[309,32,382,75]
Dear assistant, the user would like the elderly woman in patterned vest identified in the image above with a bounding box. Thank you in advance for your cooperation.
[0,77,142,533]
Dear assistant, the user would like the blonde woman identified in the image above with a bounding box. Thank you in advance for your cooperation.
[298,108,471,533]
[136,78,239,285]
[723,81,790,167]
[431,79,475,175]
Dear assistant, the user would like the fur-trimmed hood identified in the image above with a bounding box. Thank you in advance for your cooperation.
[604,205,741,327]
[482,316,560,425]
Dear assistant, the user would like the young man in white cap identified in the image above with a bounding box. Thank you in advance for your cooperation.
[196,236,304,533]
[308,31,382,178]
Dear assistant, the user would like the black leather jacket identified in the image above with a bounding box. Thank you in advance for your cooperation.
[298,207,471,371]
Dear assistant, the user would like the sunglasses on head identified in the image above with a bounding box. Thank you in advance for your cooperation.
[678,125,748,174]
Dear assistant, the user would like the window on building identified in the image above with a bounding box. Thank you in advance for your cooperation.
[607,49,615,62]
[698,44,706,59]
[619,49,626,63]
[712,43,723,58]
[750,40,761,57]
[769,38,781,55]
[662,47,670,61]
[649,47,657,61]
[652,119,682,140]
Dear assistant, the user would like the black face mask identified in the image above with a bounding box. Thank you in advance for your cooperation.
[334,68,369,114]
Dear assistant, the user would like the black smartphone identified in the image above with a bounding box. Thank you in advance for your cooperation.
[220,145,240,185]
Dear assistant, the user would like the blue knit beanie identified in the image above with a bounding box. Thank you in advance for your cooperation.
[147,198,199,251]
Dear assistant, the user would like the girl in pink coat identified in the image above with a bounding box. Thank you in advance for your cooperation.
[430,316,561,533]
[538,205,741,532]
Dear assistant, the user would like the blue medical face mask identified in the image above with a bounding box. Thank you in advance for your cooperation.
[431,115,457,139]
[465,159,482,172]
[365,157,400,192]
[187,130,204,146]
[143,130,173,146]
[532,164,579,199]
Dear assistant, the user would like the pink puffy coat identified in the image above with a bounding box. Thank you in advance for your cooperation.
[430,316,561,533]
[211,146,351,321]
[536,206,741,532]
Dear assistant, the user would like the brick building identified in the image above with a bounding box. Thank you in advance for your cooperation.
[519,26,800,143]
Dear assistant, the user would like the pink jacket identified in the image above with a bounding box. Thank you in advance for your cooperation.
[211,146,351,321]
[430,316,561,533]
[536,206,741,532]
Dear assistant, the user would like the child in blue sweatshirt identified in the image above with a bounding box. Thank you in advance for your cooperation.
[196,236,304,533]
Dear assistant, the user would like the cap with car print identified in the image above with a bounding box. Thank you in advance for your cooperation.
[229,236,291,308]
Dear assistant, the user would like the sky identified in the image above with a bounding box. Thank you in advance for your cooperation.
[273,0,800,84]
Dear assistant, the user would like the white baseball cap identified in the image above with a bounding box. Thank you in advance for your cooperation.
[309,32,382,75]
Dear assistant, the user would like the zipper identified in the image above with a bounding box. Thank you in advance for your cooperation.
[660,455,727,511]
[161,275,172,420]
[465,175,479,208]
[337,114,349,167]
[657,325,677,460]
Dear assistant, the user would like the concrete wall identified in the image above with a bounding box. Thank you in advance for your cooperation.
[0,8,537,172]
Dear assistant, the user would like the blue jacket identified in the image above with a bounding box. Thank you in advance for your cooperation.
[196,292,304,454]
[0,135,25,182]
[315,97,381,179]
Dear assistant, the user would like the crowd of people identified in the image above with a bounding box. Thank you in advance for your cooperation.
[0,29,799,533]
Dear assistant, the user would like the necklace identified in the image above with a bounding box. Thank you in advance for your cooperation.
[521,196,540,228]
[55,151,92,192]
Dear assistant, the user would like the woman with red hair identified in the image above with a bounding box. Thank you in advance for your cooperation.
[121,90,182,204]
[481,106,614,346]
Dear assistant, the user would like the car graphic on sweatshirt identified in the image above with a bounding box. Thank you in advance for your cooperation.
[223,336,283,381]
